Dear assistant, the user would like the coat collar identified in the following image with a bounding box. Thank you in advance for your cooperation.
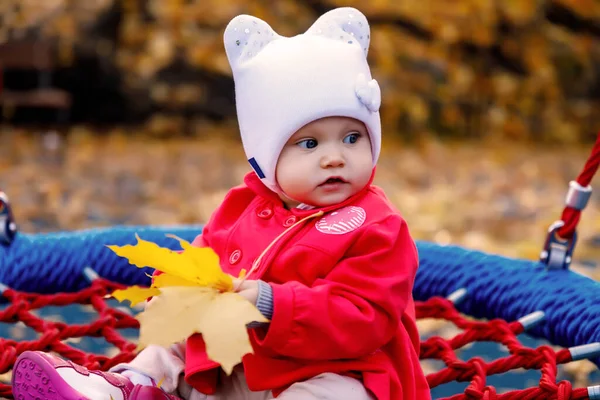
[243,168,377,217]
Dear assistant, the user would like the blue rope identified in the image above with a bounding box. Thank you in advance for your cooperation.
[1,225,599,365]
[415,242,600,365]
[0,226,202,294]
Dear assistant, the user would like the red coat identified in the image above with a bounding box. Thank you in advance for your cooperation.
[182,171,430,400]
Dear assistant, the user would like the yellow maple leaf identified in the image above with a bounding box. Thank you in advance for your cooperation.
[112,285,161,307]
[136,286,267,374]
[165,234,232,291]
[107,234,232,291]
[107,234,265,374]
[152,273,197,288]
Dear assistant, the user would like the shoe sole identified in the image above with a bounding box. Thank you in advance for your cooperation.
[11,351,88,400]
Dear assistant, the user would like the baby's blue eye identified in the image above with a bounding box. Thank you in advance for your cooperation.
[297,139,318,149]
[343,133,360,144]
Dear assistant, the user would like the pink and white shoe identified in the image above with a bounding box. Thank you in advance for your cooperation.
[11,351,182,400]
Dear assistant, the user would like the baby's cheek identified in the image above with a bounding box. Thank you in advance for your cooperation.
[281,170,307,190]
[287,183,312,200]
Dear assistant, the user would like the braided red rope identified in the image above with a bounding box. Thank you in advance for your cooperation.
[0,282,595,399]
[418,297,591,399]
[556,133,600,240]
[0,279,138,398]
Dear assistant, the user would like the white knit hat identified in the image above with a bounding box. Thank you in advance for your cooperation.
[224,7,382,193]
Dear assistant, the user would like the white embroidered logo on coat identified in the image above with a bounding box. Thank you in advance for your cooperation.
[315,206,366,235]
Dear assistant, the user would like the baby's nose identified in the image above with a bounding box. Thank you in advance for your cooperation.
[321,153,345,168]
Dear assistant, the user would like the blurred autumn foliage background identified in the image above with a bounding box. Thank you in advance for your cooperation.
[2,0,600,140]
[0,0,599,273]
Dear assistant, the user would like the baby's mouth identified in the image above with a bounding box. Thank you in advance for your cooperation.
[319,177,347,186]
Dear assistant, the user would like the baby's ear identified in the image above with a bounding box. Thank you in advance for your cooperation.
[306,7,371,57]
[224,15,280,70]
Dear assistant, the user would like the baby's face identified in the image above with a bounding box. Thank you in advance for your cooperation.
[275,116,373,209]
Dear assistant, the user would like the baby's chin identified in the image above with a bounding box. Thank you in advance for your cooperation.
[280,186,358,209]
[304,192,354,208]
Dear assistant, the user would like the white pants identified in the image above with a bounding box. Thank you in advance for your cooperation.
[111,344,374,400]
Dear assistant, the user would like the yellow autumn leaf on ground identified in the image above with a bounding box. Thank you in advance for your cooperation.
[136,286,267,374]
[107,234,232,291]
[112,285,161,307]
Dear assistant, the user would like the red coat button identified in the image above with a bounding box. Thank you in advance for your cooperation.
[229,249,242,264]
[257,208,273,219]
[283,216,297,227]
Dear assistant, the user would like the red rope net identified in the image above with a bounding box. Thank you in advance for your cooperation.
[0,279,138,399]
[0,278,593,399]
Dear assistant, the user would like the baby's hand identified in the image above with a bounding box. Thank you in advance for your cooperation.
[232,278,259,306]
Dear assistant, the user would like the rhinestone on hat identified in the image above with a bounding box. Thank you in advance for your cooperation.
[225,15,280,65]
[307,7,371,56]
[225,8,371,67]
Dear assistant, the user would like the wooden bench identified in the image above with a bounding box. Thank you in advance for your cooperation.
[0,39,72,118]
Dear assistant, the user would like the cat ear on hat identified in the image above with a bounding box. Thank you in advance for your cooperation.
[306,7,371,57]
[224,15,280,70]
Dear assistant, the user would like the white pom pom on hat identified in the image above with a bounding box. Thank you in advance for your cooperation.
[224,7,382,193]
